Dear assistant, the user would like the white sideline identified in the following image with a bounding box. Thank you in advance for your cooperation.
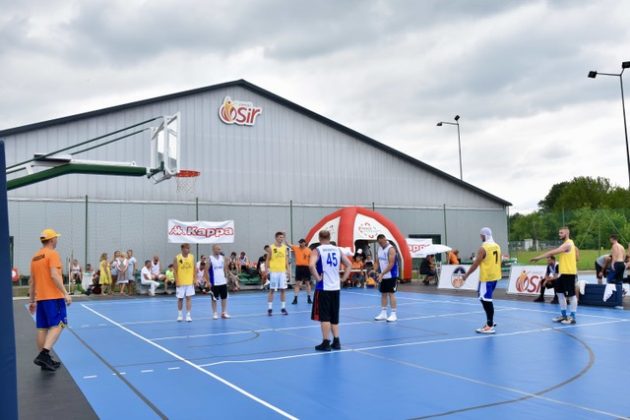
[81,304,297,420]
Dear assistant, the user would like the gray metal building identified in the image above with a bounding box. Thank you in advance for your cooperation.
[1,80,510,273]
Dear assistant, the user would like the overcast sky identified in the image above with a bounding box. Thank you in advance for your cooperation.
[2,0,629,212]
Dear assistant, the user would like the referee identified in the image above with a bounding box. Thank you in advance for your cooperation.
[29,228,71,371]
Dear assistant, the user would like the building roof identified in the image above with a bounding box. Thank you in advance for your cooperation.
[0,79,511,206]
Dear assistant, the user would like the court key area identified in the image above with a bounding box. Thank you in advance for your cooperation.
[20,290,630,419]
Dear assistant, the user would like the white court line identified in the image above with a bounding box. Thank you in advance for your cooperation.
[168,367,180,371]
[83,375,98,379]
[121,301,424,326]
[150,308,505,341]
[140,369,154,373]
[199,319,628,368]
[83,294,274,306]
[357,350,626,419]
[81,304,297,420]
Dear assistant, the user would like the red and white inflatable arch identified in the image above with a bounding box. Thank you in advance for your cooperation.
[305,207,412,280]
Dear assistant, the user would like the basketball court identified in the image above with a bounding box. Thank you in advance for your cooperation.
[14,289,630,419]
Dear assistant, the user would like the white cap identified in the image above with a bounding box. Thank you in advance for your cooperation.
[480,227,493,237]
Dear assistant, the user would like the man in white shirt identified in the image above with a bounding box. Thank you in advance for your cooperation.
[309,230,351,351]
[141,260,160,296]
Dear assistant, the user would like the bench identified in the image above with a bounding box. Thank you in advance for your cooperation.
[579,283,623,307]
[134,272,174,295]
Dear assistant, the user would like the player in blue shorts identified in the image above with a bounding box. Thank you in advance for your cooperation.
[462,227,501,334]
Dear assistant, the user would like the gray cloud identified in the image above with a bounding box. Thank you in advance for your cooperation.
[1,0,630,212]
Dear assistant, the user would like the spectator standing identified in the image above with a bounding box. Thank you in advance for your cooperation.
[99,253,112,295]
[117,251,129,295]
[125,250,137,295]
[29,228,71,371]
[110,251,121,290]
[609,234,626,284]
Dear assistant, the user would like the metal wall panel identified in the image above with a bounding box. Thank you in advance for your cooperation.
[8,200,507,275]
[4,86,506,209]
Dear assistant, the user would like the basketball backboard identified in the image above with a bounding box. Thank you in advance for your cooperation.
[149,113,180,183]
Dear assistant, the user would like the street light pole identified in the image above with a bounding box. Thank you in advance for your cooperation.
[588,61,630,189]
[437,115,463,180]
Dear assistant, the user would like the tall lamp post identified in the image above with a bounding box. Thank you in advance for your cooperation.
[437,115,463,180]
[588,61,630,189]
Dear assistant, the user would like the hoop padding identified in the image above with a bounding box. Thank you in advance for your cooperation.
[175,170,200,194]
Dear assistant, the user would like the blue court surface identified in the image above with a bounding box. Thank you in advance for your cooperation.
[33,290,630,419]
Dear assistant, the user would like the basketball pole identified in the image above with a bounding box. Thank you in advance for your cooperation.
[0,141,19,419]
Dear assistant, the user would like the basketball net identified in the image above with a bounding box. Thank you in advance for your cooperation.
[175,170,200,196]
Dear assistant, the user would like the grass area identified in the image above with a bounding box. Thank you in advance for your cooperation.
[511,249,600,271]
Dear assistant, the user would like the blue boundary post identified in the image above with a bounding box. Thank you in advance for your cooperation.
[0,141,18,419]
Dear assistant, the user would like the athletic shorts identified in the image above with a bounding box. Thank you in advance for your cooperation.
[379,278,398,294]
[211,284,228,300]
[176,285,195,298]
[311,290,340,324]
[478,280,498,302]
[36,298,67,329]
[295,266,311,282]
[554,274,576,296]
[269,272,287,290]
[612,262,626,284]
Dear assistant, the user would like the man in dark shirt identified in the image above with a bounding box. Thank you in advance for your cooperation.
[534,256,559,303]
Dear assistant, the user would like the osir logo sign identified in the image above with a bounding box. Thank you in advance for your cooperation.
[218,96,262,126]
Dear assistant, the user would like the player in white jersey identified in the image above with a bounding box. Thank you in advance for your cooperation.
[374,234,399,322]
[209,245,230,319]
[309,230,352,351]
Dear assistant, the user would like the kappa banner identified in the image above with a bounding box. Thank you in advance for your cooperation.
[507,265,555,296]
[406,238,432,258]
[438,264,479,291]
[168,220,235,244]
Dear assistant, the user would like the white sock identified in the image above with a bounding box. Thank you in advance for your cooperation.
[381,307,387,313]
[268,302,272,310]
[178,310,182,316]
[391,309,397,313]
[281,301,286,309]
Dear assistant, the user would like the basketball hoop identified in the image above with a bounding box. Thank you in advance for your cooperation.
[175,170,200,195]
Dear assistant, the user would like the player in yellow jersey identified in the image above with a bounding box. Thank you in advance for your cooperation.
[531,227,578,325]
[265,232,289,316]
[462,227,502,334]
[173,243,195,322]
